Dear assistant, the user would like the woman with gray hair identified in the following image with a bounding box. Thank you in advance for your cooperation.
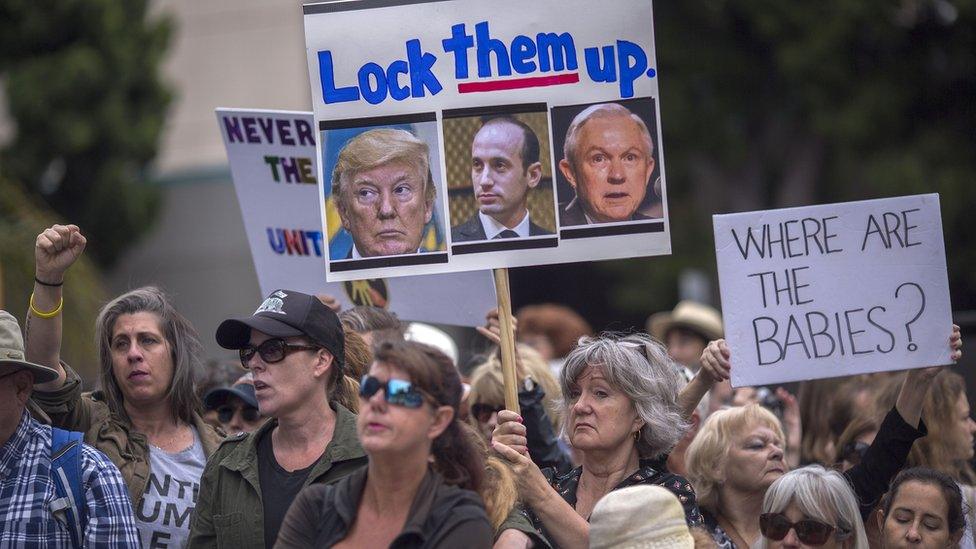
[492,332,701,548]
[26,224,222,548]
[759,465,868,549]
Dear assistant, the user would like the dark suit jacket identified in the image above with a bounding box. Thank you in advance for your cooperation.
[451,213,552,242]
[559,198,652,227]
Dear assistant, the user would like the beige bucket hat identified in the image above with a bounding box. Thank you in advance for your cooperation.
[647,300,723,342]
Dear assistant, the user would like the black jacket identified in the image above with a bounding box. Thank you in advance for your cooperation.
[274,465,492,549]
[701,407,927,548]
[520,385,574,475]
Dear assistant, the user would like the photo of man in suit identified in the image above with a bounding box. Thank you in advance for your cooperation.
[557,102,658,226]
[451,117,554,242]
[332,128,436,258]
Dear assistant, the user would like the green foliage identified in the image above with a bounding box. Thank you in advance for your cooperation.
[0,0,173,265]
[603,0,976,315]
[0,178,107,381]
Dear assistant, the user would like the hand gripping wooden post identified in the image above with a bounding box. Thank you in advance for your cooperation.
[493,268,520,415]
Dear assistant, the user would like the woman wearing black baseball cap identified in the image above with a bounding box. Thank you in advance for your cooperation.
[188,288,368,549]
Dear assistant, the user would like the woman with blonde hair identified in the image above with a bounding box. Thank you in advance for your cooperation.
[759,465,868,549]
[683,326,963,548]
[686,404,788,548]
[473,314,573,474]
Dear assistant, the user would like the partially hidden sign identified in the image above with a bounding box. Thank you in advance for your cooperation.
[713,194,953,387]
[217,107,495,327]
[303,0,671,281]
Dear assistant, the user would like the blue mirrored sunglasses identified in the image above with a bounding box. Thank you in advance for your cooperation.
[359,375,428,408]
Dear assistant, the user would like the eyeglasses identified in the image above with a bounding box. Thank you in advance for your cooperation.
[359,375,431,409]
[470,403,504,423]
[759,513,850,546]
[239,338,320,369]
[216,404,261,424]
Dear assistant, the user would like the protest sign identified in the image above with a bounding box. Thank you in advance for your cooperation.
[713,194,954,387]
[303,0,671,281]
[216,107,496,326]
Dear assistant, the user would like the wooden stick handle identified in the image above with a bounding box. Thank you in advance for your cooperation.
[493,268,520,414]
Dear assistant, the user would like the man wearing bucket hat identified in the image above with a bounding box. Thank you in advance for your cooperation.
[647,300,724,372]
[188,289,367,549]
[0,310,139,547]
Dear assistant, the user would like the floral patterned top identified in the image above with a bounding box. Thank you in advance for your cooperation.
[527,457,703,544]
[701,509,737,549]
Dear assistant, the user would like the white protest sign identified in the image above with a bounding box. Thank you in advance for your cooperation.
[303,0,671,281]
[713,194,953,387]
[216,107,495,327]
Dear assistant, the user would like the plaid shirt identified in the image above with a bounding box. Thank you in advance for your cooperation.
[0,409,140,548]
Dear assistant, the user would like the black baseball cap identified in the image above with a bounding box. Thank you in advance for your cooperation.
[216,289,344,369]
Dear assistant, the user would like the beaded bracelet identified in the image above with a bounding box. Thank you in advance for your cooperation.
[29,293,63,319]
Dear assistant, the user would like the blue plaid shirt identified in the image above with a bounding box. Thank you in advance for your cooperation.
[0,409,140,547]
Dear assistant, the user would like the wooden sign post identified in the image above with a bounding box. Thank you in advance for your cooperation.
[493,268,520,414]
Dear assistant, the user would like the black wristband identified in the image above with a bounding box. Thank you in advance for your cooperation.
[35,276,64,287]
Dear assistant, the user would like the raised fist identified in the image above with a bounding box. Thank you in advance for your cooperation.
[35,224,87,283]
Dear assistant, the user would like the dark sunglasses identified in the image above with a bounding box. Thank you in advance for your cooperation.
[759,513,849,546]
[839,441,870,465]
[216,404,261,424]
[359,375,430,409]
[239,338,320,369]
[470,403,504,423]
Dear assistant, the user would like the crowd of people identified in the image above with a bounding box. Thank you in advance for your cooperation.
[0,222,967,548]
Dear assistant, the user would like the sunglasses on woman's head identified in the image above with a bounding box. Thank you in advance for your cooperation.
[470,403,505,423]
[238,338,320,369]
[359,375,429,409]
[759,513,849,546]
[216,404,261,424]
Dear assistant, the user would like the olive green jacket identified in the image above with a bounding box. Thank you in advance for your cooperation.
[187,404,367,549]
[30,363,224,508]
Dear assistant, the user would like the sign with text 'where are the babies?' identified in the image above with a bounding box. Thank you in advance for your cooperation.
[714,194,953,387]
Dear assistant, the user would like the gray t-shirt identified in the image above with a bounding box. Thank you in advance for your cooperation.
[136,427,207,549]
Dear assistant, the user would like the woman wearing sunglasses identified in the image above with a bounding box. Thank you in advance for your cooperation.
[189,289,368,549]
[26,225,224,548]
[877,467,966,548]
[492,333,702,548]
[274,341,493,548]
[683,327,963,549]
[759,465,868,548]
[203,377,266,434]
[468,343,573,474]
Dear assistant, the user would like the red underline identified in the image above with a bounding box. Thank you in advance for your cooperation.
[457,73,580,93]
